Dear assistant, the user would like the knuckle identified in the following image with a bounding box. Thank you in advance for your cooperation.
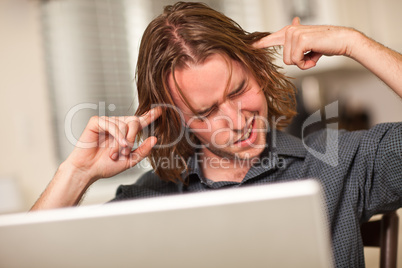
[130,152,141,164]
[126,116,140,124]
[291,52,299,62]
[287,25,297,34]
[119,125,128,136]
[90,115,99,123]
[133,116,141,123]
[283,58,292,65]
[117,119,127,128]
[299,34,308,43]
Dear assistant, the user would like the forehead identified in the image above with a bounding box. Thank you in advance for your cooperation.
[167,54,245,113]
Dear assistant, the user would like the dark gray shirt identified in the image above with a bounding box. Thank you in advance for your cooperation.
[112,123,402,268]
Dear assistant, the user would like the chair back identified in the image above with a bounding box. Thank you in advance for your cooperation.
[361,211,399,268]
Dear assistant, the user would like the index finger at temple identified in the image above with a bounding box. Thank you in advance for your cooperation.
[253,28,286,48]
[138,106,162,129]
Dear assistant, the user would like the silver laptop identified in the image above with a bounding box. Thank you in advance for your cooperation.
[0,179,333,268]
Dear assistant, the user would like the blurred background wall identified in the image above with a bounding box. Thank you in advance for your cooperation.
[0,0,401,267]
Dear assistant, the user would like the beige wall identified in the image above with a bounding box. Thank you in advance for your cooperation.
[0,0,57,211]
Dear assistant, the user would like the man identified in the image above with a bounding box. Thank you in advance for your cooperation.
[32,2,402,267]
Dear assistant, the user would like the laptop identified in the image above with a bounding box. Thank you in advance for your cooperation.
[0,179,334,268]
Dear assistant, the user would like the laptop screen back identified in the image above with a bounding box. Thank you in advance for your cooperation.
[0,179,333,268]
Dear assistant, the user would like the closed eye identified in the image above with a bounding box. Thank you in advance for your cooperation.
[227,80,246,99]
[194,79,247,120]
[197,106,218,120]
[228,87,245,99]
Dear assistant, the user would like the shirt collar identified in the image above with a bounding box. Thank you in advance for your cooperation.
[185,150,204,179]
[182,130,307,182]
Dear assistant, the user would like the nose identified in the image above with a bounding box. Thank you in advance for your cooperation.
[218,101,246,132]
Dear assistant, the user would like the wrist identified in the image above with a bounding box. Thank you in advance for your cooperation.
[58,160,96,190]
[346,29,369,60]
[30,161,96,211]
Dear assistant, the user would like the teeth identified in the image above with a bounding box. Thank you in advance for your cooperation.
[240,124,252,141]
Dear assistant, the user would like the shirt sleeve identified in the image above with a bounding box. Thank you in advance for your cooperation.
[110,170,181,202]
[358,123,402,220]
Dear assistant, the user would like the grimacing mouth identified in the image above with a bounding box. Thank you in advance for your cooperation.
[233,114,255,144]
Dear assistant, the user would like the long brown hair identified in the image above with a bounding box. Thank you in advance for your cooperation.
[136,2,296,182]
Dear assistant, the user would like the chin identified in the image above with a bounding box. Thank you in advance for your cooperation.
[232,144,266,160]
[205,135,267,160]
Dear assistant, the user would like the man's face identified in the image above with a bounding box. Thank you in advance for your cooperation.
[167,54,268,160]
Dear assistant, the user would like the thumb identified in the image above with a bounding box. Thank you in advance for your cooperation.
[292,17,301,26]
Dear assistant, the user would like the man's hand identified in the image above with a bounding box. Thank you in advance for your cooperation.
[66,107,162,183]
[253,17,358,70]
[254,17,402,97]
[31,107,162,210]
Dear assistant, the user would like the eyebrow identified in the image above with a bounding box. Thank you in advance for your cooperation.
[196,79,246,115]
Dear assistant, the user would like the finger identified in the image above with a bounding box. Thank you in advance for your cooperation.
[292,17,301,26]
[287,19,310,66]
[128,136,157,168]
[108,117,129,145]
[138,106,162,129]
[308,52,323,64]
[300,51,323,69]
[96,117,129,160]
[253,17,301,49]
[252,28,286,48]
[289,29,322,69]
[109,117,138,157]
[121,106,161,156]
[120,116,141,156]
[124,116,141,145]
[290,26,303,65]
[97,117,128,148]
[121,106,161,154]
[110,138,121,161]
[283,25,296,65]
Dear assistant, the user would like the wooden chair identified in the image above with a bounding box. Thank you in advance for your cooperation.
[361,211,399,268]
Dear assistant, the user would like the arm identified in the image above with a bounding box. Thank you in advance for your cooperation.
[30,107,161,211]
[351,33,402,97]
[254,17,402,97]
